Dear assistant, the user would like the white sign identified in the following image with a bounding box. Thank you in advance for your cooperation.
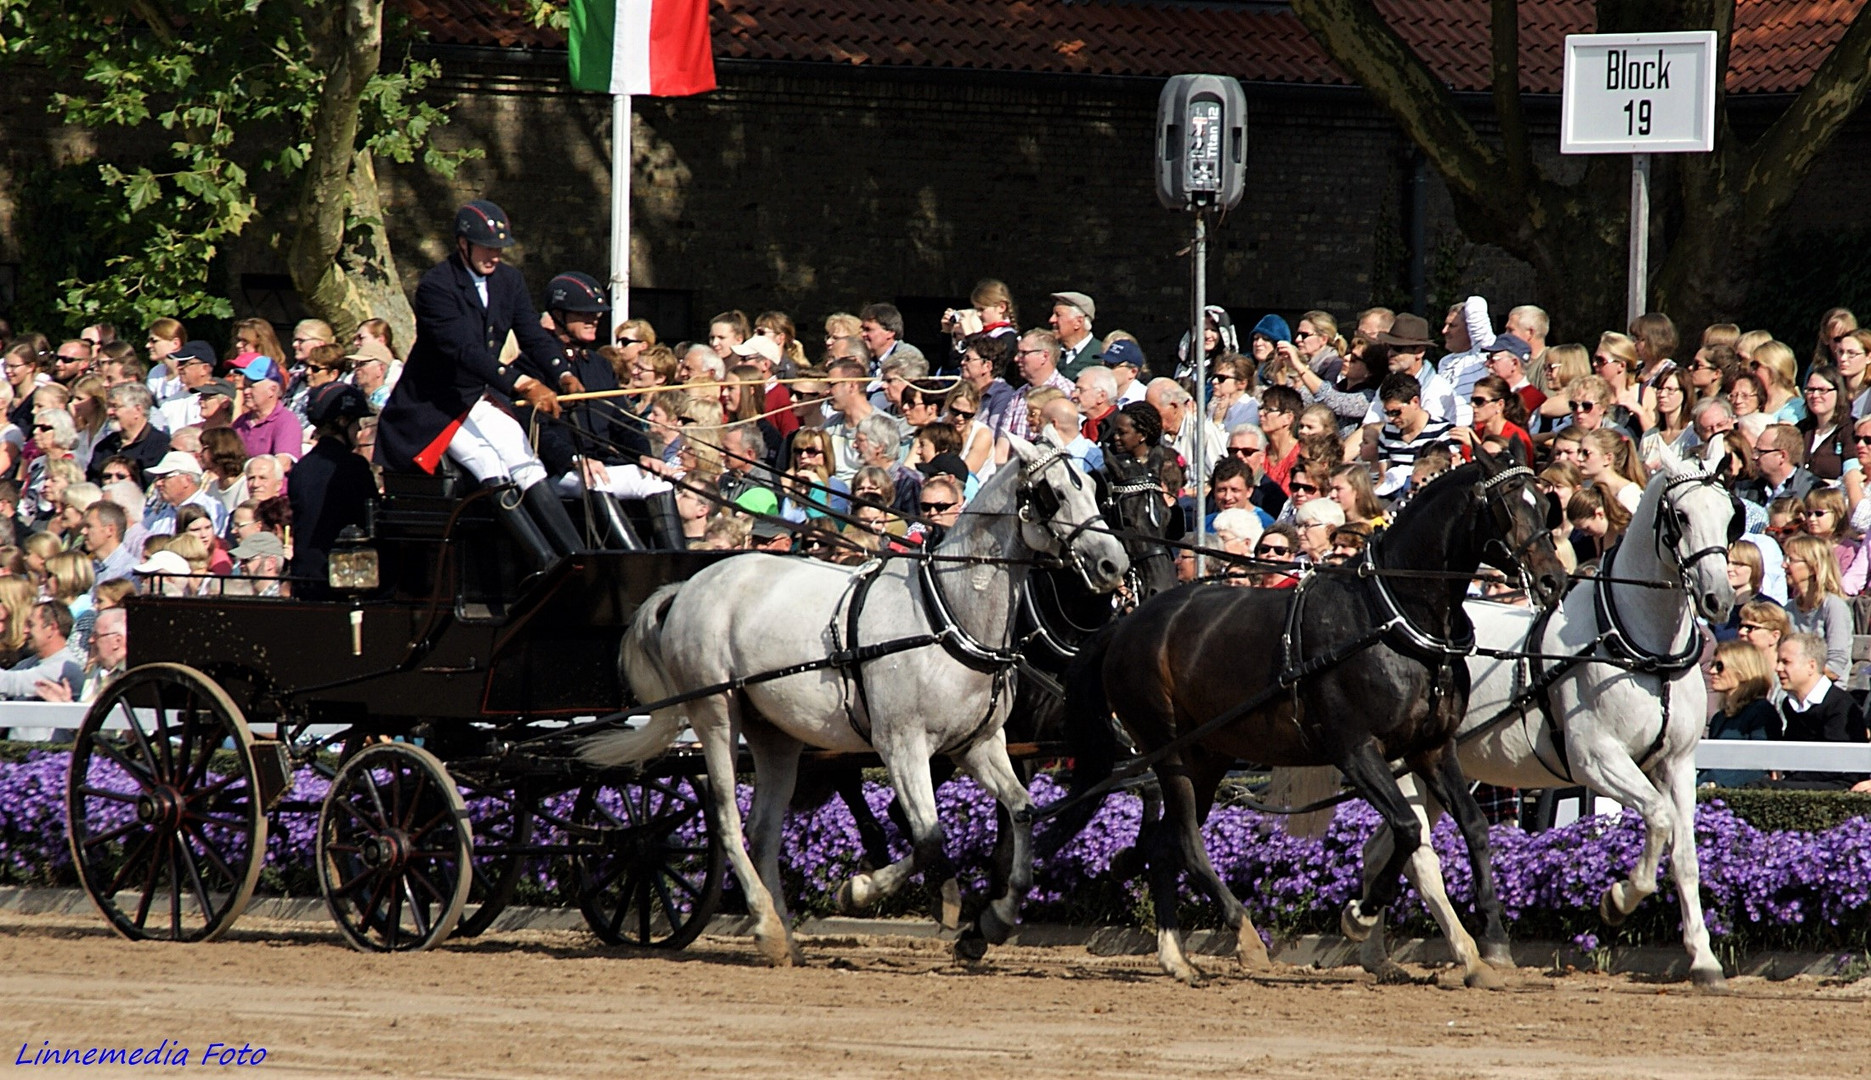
[1560,31,1718,154]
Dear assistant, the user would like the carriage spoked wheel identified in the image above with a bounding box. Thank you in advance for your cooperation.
[450,773,535,939]
[66,663,268,943]
[317,743,472,953]
[570,771,725,949]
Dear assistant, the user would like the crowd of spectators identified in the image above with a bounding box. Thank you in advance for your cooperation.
[2,283,1868,792]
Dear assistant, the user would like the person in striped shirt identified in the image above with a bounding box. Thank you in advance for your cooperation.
[1371,373,1455,497]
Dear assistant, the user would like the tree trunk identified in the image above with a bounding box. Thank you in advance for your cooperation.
[285,0,412,344]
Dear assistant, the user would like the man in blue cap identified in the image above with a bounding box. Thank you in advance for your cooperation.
[376,199,583,573]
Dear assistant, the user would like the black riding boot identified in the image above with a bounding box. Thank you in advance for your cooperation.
[644,489,688,551]
[485,480,556,572]
[522,480,585,557]
[591,493,647,551]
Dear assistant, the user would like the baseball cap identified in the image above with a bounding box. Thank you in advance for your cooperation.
[134,550,191,576]
[234,354,284,385]
[172,340,218,368]
[916,451,969,482]
[346,340,395,367]
[230,531,287,560]
[1489,334,1532,362]
[147,451,204,478]
[1050,291,1096,321]
[1102,339,1144,370]
[730,336,783,365]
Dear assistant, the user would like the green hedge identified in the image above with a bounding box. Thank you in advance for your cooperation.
[1698,787,1871,833]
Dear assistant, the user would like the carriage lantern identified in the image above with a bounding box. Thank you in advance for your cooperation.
[328,525,380,592]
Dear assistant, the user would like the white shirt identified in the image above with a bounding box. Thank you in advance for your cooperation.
[467,267,490,308]
[1116,380,1147,406]
[1786,675,1835,714]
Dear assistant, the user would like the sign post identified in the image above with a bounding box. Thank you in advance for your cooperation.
[1560,31,1718,322]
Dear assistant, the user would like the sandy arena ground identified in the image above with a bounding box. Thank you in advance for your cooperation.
[1,909,1866,1079]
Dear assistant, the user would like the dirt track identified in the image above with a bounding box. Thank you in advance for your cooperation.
[1,909,1866,1079]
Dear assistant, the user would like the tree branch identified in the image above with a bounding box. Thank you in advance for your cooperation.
[1490,0,1531,193]
[1289,0,1503,210]
[1741,8,1871,223]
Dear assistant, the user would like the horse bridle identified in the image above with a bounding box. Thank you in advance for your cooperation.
[1016,448,1106,583]
[1473,464,1550,578]
[1652,470,1744,592]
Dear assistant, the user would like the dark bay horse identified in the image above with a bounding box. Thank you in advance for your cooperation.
[1051,452,1566,985]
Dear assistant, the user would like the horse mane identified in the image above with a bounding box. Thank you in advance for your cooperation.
[1383,459,1482,525]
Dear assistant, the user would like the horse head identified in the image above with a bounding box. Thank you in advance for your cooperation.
[1650,441,1740,622]
[1007,428,1129,593]
[1472,445,1568,607]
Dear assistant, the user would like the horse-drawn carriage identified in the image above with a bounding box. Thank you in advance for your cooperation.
[65,433,1137,955]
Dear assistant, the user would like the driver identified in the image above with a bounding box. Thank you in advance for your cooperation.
[376,199,583,572]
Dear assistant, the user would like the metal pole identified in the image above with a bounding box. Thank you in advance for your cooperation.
[608,93,633,332]
[1626,152,1650,324]
[1191,208,1208,575]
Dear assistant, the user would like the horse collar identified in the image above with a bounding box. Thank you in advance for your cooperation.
[1592,544,1701,673]
[1362,541,1476,658]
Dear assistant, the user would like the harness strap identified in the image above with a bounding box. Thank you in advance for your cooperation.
[835,559,890,743]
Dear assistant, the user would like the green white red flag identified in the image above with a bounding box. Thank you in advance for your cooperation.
[568,0,716,97]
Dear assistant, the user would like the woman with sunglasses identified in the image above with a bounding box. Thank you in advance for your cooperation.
[777,428,848,523]
[1450,374,1532,463]
[1251,524,1301,588]
[1698,640,1779,789]
[1799,488,1869,597]
[1813,307,1858,372]
[1530,343,1592,433]
[1796,364,1850,482]
[1590,332,1656,432]
[21,410,79,531]
[1749,340,1806,423]
[1205,354,1258,429]
[944,381,997,482]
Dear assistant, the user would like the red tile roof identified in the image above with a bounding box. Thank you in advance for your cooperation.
[404,0,1868,96]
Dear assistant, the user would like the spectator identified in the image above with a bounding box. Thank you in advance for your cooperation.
[1813,307,1858,372]
[1369,373,1455,497]
[174,505,232,576]
[1502,304,1549,357]
[1531,343,1592,434]
[1102,338,1148,406]
[83,500,134,587]
[1205,354,1259,430]
[68,373,109,468]
[753,310,807,376]
[0,601,83,700]
[1291,309,1346,383]
[720,363,783,466]
[1591,332,1655,433]
[154,341,219,430]
[1253,524,1301,588]
[87,383,169,483]
[1361,313,1457,428]
[222,531,289,597]
[1211,507,1263,582]
[955,332,1017,438]
[1838,330,1871,416]
[1691,396,1736,453]
[0,577,31,667]
[852,413,920,515]
[1684,339,1738,402]
[1073,365,1120,443]
[1741,423,1819,505]
[1737,599,1791,674]
[1781,533,1852,679]
[1042,398,1102,473]
[1286,333,1380,436]
[707,310,752,363]
[673,487,711,547]
[1628,311,1679,389]
[717,424,781,516]
[1566,485,1628,564]
[1145,377,1223,485]
[1005,330,1075,447]
[823,312,862,348]
[199,427,249,513]
[1699,640,1778,789]
[1761,632,1868,791]
[858,302,925,374]
[348,341,396,412]
[777,428,847,523]
[1796,489,1862,593]
[823,357,902,483]
[3,342,43,432]
[1797,364,1849,482]
[1296,404,1338,441]
[46,551,95,645]
[730,334,796,439]
[1294,498,1346,563]
[1437,295,1497,422]
[872,353,929,418]
[36,605,125,704]
[1724,366,1764,424]
[230,355,304,461]
[244,453,286,504]
[1049,291,1101,377]
[1641,367,1697,467]
[1716,541,1768,641]
[912,473,965,545]
[1749,340,1805,423]
[1328,463,1386,528]
[676,343,724,389]
[1245,314,1289,387]
[1452,374,1534,464]
[143,451,229,536]
[1329,523,1371,564]
[1580,429,1644,512]
[1208,456,1273,531]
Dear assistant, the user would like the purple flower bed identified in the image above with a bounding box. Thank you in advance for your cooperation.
[7,751,1868,951]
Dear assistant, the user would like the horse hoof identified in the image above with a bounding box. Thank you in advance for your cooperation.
[1236,924,1273,973]
[1374,961,1413,986]
[979,906,1014,947]
[836,875,873,914]
[953,932,989,964]
[1464,965,1508,991]
[1691,967,1730,995]
[1481,941,1516,970]
[1340,900,1380,943]
[758,939,797,968]
[1598,887,1629,927]
[937,879,963,932]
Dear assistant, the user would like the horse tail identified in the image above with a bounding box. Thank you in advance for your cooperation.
[583,583,689,767]
[1034,620,1123,861]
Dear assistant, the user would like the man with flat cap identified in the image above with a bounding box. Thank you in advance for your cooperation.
[376,198,584,574]
[1050,291,1102,378]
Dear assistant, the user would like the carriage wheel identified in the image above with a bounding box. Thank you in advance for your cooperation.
[66,663,267,943]
[571,772,725,949]
[317,744,472,953]
[451,774,535,939]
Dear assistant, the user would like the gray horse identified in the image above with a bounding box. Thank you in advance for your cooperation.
[583,430,1128,964]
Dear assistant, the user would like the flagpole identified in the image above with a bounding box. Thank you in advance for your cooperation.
[608,91,632,331]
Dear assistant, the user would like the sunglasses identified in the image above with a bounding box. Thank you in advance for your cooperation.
[1290,483,1319,495]
[32,423,52,432]
[1382,408,1405,420]
[1255,545,1290,557]
[1229,446,1262,457]
[1470,396,1498,407]
[918,501,957,513]
[949,409,976,420]
[794,446,824,457]
[1738,622,1767,634]
[102,471,131,481]
[1570,401,1596,412]
[619,337,644,346]
[1709,659,1726,674]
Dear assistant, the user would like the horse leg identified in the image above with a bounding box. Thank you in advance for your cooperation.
[1335,740,1425,977]
[877,740,961,932]
[740,719,804,935]
[1354,778,1432,985]
[1656,751,1728,992]
[1172,747,1271,973]
[835,757,930,913]
[1409,744,1507,989]
[1148,760,1205,985]
[950,734,1034,960]
[1575,739,1674,927]
[693,698,796,966]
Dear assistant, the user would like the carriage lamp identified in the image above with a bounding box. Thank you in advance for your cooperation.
[328,526,380,592]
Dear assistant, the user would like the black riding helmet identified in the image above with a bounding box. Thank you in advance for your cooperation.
[454,199,516,249]
[544,271,610,315]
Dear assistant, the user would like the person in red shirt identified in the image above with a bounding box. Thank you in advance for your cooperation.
[1451,375,1535,464]
[732,335,797,439]
[1486,334,1547,418]
[1258,384,1304,495]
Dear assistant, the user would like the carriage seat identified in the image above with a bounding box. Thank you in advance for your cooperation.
[379,456,472,500]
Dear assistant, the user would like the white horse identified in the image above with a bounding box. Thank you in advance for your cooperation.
[1348,442,1738,990]
[583,430,1129,965]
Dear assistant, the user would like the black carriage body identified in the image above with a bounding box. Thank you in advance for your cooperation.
[123,468,733,726]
